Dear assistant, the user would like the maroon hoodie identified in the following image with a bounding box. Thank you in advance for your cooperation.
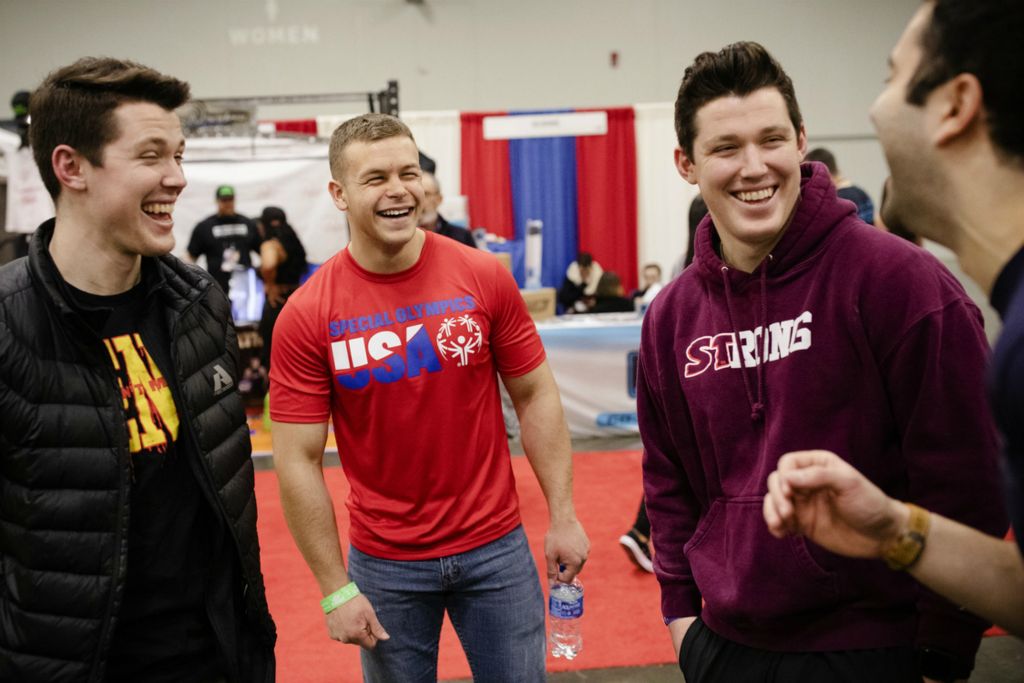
[638,163,1007,661]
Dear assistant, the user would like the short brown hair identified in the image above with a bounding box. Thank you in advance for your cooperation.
[674,41,802,159]
[329,113,416,180]
[30,57,190,199]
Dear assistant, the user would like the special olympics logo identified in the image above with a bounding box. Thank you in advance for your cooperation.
[436,315,483,367]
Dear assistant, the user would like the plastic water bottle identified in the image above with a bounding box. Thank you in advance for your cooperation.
[549,577,583,659]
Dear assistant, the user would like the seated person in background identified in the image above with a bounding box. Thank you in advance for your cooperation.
[805,147,876,224]
[631,263,664,306]
[258,206,307,371]
[557,251,603,313]
[420,171,476,248]
[587,272,634,313]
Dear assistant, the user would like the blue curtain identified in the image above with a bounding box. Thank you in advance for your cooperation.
[508,110,578,289]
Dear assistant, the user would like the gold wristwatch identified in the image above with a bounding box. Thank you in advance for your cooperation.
[881,502,930,571]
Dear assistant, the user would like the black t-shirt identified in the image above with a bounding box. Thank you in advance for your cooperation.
[65,278,224,683]
[187,213,261,292]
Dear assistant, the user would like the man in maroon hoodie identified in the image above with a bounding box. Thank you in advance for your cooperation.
[638,40,1007,682]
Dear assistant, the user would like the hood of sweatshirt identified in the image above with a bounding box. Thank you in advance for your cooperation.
[693,161,856,287]
[687,162,856,421]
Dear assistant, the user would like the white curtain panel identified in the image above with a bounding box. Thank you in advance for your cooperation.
[634,102,698,282]
[1,132,54,233]
[175,137,347,264]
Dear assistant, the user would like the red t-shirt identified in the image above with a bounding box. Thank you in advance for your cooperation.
[270,231,545,559]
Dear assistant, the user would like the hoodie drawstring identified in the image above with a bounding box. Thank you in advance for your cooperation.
[720,259,770,422]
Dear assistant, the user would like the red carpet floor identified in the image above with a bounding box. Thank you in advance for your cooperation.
[257,450,671,682]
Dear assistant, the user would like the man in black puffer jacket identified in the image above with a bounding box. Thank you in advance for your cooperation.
[0,57,276,682]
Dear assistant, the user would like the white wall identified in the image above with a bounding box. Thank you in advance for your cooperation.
[2,1,914,123]
[1,0,921,254]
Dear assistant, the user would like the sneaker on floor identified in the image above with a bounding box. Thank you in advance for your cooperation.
[619,529,654,573]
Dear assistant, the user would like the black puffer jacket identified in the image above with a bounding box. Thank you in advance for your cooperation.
[0,221,276,681]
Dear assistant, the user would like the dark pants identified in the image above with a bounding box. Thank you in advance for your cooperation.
[633,497,650,537]
[680,619,920,683]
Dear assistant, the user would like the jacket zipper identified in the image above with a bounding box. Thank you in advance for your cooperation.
[89,346,134,683]
[168,293,271,674]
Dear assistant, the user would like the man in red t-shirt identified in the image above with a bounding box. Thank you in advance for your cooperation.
[270,113,589,682]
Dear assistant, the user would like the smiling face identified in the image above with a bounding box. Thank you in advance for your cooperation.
[329,134,424,259]
[676,87,807,272]
[79,101,186,257]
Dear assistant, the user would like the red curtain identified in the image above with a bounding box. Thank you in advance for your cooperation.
[270,119,319,136]
[575,107,639,291]
[460,112,515,239]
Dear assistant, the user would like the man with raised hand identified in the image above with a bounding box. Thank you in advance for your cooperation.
[765,0,1024,648]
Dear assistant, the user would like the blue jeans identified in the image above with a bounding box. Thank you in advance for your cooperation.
[347,525,546,683]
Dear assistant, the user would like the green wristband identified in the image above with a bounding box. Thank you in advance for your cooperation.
[321,582,361,614]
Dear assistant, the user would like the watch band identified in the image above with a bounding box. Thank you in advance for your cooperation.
[882,502,930,571]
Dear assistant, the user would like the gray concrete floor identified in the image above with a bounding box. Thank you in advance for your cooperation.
[450,636,1024,682]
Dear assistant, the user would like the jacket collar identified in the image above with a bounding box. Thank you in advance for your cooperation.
[28,218,210,319]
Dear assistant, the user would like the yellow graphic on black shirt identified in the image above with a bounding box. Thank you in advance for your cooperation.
[103,333,180,454]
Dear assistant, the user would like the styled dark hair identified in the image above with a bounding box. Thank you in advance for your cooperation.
[577,252,594,268]
[907,0,1024,162]
[29,57,190,199]
[674,41,802,158]
[804,148,838,175]
[329,113,416,180]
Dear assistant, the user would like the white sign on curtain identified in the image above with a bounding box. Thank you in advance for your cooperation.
[483,111,607,140]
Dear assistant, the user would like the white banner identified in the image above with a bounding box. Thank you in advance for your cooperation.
[535,316,641,438]
[483,111,608,140]
[172,137,347,264]
[1,132,53,234]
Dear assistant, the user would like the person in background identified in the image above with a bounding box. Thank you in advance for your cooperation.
[765,0,1024,642]
[257,205,307,372]
[639,40,1005,683]
[557,251,603,313]
[0,56,275,683]
[587,271,634,313]
[631,263,664,307]
[671,194,707,279]
[187,184,262,298]
[269,113,589,682]
[804,147,876,224]
[420,171,476,248]
[619,501,655,573]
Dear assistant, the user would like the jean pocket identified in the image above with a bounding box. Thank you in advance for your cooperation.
[685,496,839,628]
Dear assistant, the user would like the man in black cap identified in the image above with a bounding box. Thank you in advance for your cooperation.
[187,184,262,298]
[1,90,31,147]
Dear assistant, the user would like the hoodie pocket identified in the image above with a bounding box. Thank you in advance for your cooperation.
[685,496,839,628]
